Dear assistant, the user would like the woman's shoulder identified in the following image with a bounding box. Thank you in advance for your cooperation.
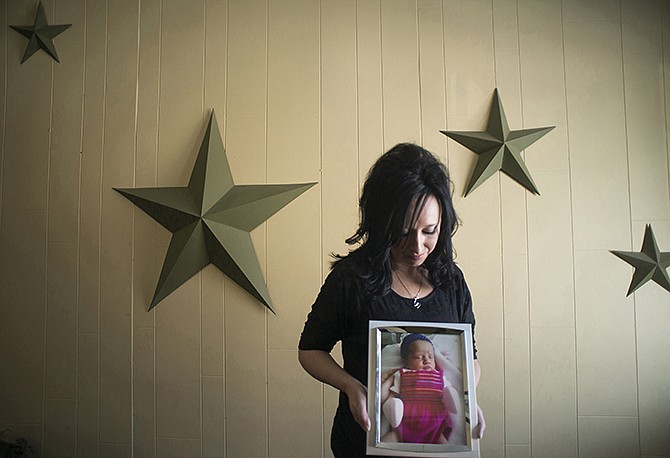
[432,263,471,302]
[330,252,365,277]
[323,253,366,290]
[434,262,466,289]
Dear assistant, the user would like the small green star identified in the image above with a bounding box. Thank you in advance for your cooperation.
[611,225,670,296]
[115,111,316,312]
[441,89,554,196]
[10,1,72,64]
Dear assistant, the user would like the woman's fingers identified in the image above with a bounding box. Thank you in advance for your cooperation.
[475,404,486,439]
[347,381,371,432]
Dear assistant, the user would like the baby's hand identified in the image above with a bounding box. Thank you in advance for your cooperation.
[381,368,398,383]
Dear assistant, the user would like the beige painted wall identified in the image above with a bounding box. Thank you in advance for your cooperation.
[1,0,669,457]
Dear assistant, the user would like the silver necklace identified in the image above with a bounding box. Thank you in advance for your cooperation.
[394,270,423,309]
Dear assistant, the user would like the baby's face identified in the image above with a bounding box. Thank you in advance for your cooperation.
[405,340,435,371]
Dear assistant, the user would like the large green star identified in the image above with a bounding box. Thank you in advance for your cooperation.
[611,225,670,296]
[10,1,72,64]
[115,111,316,312]
[441,88,555,196]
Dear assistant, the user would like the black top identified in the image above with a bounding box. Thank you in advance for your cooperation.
[299,259,476,458]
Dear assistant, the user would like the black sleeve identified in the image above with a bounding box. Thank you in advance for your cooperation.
[454,266,477,359]
[298,264,353,352]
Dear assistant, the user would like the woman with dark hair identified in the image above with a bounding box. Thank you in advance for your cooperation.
[298,143,484,457]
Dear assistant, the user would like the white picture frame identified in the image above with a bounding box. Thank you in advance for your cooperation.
[367,320,480,457]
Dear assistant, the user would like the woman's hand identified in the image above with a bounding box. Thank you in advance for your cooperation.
[345,378,371,432]
[475,404,486,439]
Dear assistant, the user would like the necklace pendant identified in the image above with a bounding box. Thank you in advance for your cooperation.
[413,298,421,309]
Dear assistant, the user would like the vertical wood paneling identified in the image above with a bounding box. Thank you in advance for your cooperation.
[267,0,320,182]
[622,4,670,454]
[49,0,84,244]
[519,1,578,457]
[564,8,639,431]
[99,444,131,458]
[44,242,78,398]
[443,2,501,457]
[77,334,99,457]
[493,0,533,448]
[202,375,224,457]
[381,0,420,146]
[530,326,577,458]
[156,283,202,440]
[98,0,138,445]
[78,1,107,455]
[3,5,51,212]
[622,1,669,223]
[78,0,106,341]
[321,0,358,269]
[0,0,5,219]
[576,250,638,415]
[352,7,382,452]
[133,327,156,458]
[562,0,619,23]
[224,283,267,458]
[0,1,50,430]
[417,0,446,158]
[266,2,321,457]
[133,0,160,323]
[201,268,225,457]
[225,1,269,456]
[266,0,319,346]
[356,0,383,183]
[578,416,640,458]
[154,0,205,444]
[633,222,670,457]
[0,210,46,425]
[204,0,227,119]
[564,16,629,251]
[132,1,160,454]
[506,444,531,458]
[43,0,85,450]
[268,350,323,458]
[201,10,227,453]
[633,5,670,458]
[156,438,201,458]
[43,398,76,458]
[318,2,359,454]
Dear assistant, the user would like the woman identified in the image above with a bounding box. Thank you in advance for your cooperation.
[298,143,484,457]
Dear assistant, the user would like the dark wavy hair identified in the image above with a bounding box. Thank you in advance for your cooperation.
[333,143,459,295]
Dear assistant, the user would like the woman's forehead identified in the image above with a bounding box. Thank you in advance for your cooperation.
[405,194,441,225]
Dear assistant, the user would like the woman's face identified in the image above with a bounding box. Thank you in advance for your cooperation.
[405,340,436,371]
[391,194,442,269]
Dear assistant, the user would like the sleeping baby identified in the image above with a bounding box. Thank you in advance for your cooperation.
[380,333,459,444]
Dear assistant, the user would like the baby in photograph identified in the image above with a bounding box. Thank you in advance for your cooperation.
[380,333,460,444]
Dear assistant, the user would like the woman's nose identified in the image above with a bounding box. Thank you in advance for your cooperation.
[408,233,422,251]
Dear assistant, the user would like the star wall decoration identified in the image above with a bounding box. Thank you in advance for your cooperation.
[115,111,316,312]
[611,224,670,296]
[440,88,555,196]
[10,1,72,64]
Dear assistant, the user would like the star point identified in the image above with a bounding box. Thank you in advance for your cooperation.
[115,111,316,312]
[611,224,670,296]
[441,88,555,196]
[10,1,72,64]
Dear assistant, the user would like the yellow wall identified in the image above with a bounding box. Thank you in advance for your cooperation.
[1,0,669,457]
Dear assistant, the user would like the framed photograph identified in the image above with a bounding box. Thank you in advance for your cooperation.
[367,321,480,457]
